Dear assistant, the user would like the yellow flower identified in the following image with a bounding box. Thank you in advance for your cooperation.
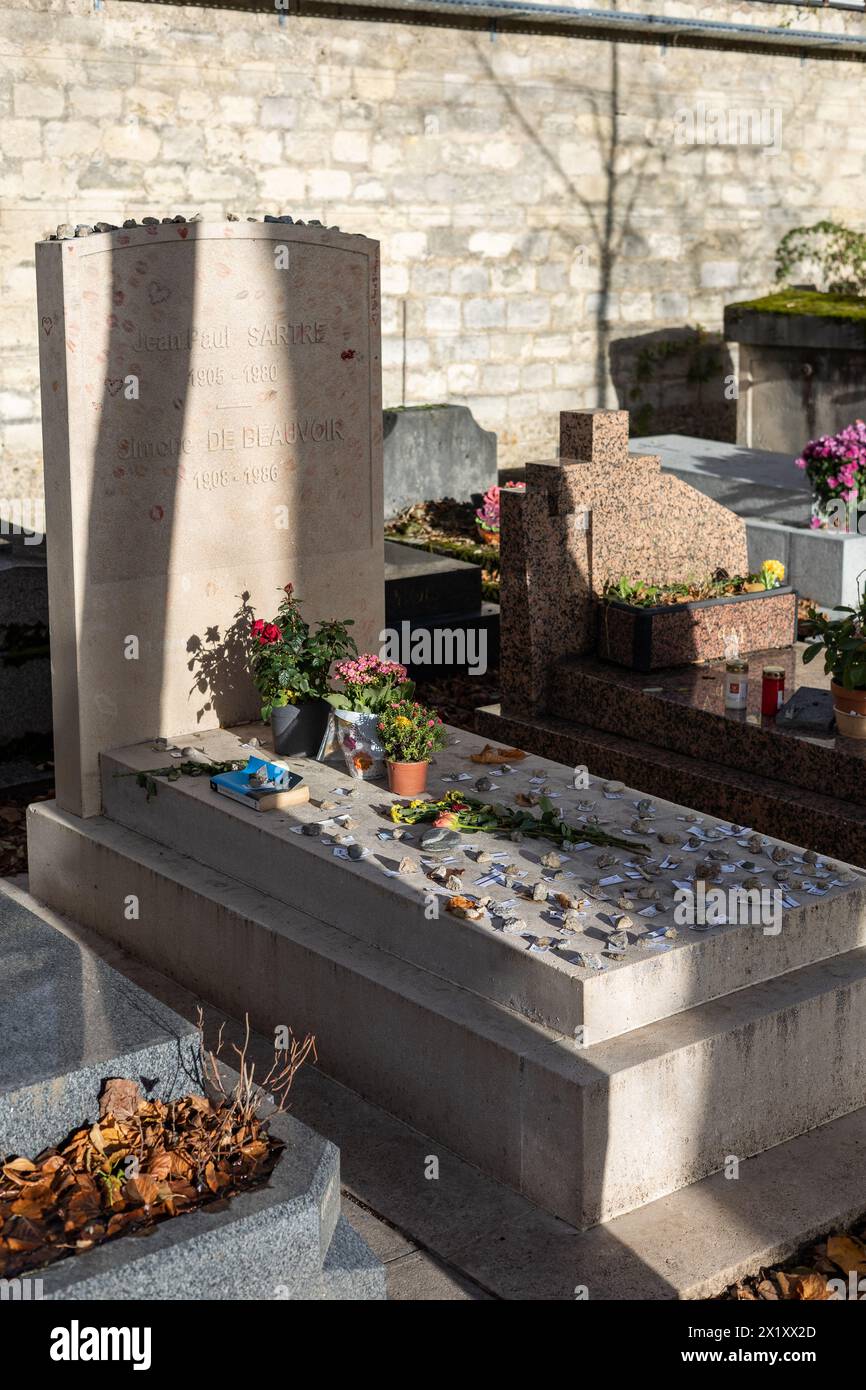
[762,559,785,584]
[394,715,412,729]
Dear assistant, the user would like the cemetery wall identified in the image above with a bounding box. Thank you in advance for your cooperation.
[2,0,866,499]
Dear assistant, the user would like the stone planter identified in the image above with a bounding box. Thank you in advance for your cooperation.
[334,709,385,780]
[597,586,797,673]
[270,699,330,757]
[37,1109,384,1301]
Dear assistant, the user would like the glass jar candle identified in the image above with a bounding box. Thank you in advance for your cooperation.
[724,658,749,710]
[761,665,786,717]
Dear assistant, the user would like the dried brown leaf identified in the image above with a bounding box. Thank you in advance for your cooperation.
[98,1078,142,1124]
[826,1233,866,1276]
[790,1271,830,1301]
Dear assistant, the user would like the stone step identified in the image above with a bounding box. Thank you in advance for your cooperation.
[314,1214,387,1300]
[28,798,866,1229]
[0,886,201,1158]
[548,656,863,815]
[99,729,866,1046]
[476,699,866,866]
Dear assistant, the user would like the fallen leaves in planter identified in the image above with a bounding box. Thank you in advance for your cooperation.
[721,1223,866,1300]
[0,1081,283,1279]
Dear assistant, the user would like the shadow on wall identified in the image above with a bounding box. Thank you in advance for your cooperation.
[609,326,737,442]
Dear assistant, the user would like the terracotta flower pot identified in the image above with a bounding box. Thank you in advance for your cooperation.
[831,680,866,718]
[834,706,866,740]
[386,759,429,796]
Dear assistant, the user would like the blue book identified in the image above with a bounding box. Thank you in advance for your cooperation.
[210,757,307,813]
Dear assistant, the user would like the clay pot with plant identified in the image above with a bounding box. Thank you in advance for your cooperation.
[803,578,866,738]
[377,698,448,796]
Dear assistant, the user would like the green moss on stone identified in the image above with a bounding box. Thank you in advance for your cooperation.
[727,289,866,322]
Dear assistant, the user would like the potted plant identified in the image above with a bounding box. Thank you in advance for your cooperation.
[248,585,355,756]
[795,419,866,531]
[597,562,796,672]
[326,655,414,779]
[803,578,866,738]
[378,698,448,796]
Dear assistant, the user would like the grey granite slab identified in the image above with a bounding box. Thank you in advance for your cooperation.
[0,886,200,1157]
[632,433,810,526]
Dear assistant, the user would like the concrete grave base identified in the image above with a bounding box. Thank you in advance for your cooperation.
[26,726,866,1231]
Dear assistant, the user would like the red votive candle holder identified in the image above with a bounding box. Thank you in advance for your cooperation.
[761,665,785,717]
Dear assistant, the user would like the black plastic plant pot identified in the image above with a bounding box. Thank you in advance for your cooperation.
[270,698,331,756]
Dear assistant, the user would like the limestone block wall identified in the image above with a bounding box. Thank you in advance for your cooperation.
[2,0,866,503]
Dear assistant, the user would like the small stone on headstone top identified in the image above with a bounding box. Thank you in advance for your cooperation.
[420,827,461,854]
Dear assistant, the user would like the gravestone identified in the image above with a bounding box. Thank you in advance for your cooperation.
[500,408,750,711]
[383,403,496,518]
[36,220,383,817]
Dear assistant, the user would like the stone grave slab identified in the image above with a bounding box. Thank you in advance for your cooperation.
[0,885,199,1157]
[633,433,811,526]
[0,884,385,1299]
[86,727,866,1046]
[384,539,481,621]
[36,221,383,818]
[383,403,496,518]
[27,788,866,1228]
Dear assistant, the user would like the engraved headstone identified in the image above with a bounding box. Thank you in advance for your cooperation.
[36,220,383,815]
